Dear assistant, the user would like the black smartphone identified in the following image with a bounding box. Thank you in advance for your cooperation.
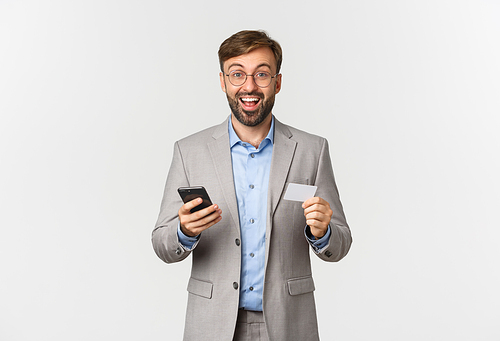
[177,186,213,213]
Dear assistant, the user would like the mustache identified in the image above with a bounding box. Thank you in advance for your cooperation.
[236,92,264,99]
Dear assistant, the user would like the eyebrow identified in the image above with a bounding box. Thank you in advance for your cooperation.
[227,62,273,72]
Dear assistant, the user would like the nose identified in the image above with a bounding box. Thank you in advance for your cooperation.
[241,75,259,92]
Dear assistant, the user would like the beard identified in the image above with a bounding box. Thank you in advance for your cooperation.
[226,91,275,127]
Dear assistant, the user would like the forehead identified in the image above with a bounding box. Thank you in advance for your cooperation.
[224,47,277,72]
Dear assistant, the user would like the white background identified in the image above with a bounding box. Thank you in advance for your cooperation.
[1,1,499,340]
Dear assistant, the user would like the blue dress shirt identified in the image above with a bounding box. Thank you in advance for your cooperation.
[177,115,331,311]
[228,116,274,311]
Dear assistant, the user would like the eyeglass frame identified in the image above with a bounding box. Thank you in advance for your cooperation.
[223,70,280,88]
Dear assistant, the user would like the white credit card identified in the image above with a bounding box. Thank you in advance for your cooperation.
[283,183,317,202]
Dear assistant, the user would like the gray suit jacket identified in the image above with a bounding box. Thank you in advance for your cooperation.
[152,117,352,341]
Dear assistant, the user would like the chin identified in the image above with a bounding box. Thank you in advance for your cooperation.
[228,94,274,127]
[235,109,269,127]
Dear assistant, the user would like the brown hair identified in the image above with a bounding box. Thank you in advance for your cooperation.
[218,30,283,73]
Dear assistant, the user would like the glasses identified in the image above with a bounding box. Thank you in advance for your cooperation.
[224,70,279,88]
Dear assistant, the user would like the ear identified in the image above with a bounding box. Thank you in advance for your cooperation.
[219,72,226,93]
[274,73,282,94]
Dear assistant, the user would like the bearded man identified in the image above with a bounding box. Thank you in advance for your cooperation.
[152,30,352,341]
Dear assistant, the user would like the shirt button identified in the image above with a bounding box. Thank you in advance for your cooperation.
[250,219,255,224]
[249,184,254,189]
[242,143,247,147]
[249,287,254,291]
[250,153,255,158]
[233,282,239,290]
[250,253,254,257]
[235,238,240,246]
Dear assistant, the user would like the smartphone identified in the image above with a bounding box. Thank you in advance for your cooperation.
[177,186,213,213]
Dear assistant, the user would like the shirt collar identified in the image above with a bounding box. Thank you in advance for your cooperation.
[228,115,275,149]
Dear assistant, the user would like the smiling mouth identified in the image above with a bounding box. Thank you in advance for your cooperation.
[239,97,261,110]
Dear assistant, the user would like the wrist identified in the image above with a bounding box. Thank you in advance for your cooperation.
[180,224,197,237]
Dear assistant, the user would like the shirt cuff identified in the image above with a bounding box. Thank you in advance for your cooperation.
[305,225,331,252]
[177,222,200,250]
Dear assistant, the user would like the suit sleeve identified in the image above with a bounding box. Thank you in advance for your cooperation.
[152,141,195,263]
[311,138,352,262]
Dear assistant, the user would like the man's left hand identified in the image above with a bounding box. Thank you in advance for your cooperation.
[302,197,333,239]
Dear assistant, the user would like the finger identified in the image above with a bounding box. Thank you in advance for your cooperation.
[182,209,222,235]
[189,207,222,228]
[305,211,329,225]
[306,213,330,232]
[191,204,221,220]
[303,203,327,216]
[306,209,332,223]
[180,201,221,226]
[306,220,328,233]
[302,196,326,209]
[180,203,221,225]
[179,197,204,214]
[197,211,223,230]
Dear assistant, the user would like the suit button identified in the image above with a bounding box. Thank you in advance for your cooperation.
[235,238,240,246]
[175,247,181,255]
[325,251,332,258]
[233,282,239,290]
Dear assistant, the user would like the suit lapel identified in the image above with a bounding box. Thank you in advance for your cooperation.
[207,118,240,232]
[207,117,297,242]
[266,119,297,250]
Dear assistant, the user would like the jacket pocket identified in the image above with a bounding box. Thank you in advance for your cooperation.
[285,178,311,187]
[287,276,315,296]
[187,277,213,299]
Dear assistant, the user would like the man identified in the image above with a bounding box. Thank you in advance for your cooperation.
[152,30,352,341]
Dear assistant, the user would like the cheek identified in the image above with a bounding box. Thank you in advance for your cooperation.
[263,91,275,102]
[227,90,238,101]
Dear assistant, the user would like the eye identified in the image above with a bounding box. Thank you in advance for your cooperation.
[231,71,244,78]
[255,72,270,79]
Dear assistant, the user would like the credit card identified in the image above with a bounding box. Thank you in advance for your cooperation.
[283,183,317,202]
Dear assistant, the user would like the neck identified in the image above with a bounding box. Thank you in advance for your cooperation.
[231,114,272,148]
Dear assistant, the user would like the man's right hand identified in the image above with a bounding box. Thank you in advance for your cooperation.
[179,198,222,237]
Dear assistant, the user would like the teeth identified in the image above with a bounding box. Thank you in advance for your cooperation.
[241,98,259,102]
